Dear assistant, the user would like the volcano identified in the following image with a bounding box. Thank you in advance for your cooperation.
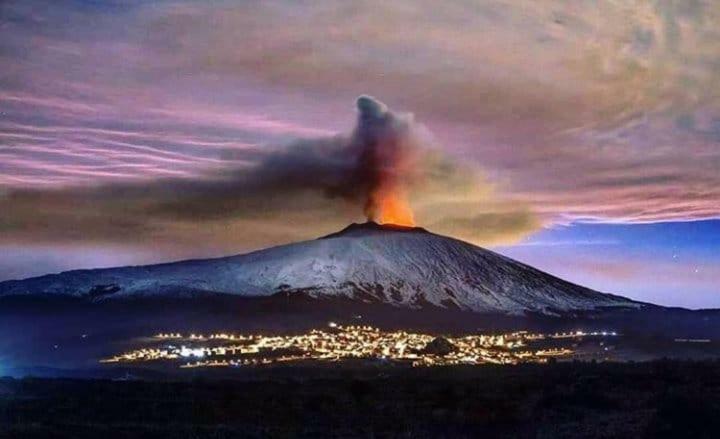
[0,222,641,316]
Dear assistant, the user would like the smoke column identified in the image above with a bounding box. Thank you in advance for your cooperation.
[343,96,417,226]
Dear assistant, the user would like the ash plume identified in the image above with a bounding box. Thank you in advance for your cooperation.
[329,96,419,225]
[0,96,539,254]
[237,95,423,226]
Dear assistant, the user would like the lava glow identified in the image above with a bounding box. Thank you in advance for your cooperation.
[368,183,416,226]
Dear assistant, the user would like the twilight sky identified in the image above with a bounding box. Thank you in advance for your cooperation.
[1,0,719,308]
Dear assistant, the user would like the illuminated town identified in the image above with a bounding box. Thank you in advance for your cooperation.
[101,323,619,368]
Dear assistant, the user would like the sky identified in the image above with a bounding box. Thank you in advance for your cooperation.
[0,0,718,308]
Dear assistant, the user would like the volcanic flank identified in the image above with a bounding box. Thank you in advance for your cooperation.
[0,222,640,316]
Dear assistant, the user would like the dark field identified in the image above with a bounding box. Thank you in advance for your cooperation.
[2,360,720,438]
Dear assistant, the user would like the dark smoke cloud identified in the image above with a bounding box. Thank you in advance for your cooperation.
[0,97,540,253]
[331,96,417,221]
[142,96,423,225]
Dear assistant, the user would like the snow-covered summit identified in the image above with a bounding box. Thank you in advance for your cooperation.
[0,222,640,315]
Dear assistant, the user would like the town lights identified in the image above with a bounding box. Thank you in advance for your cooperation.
[101,325,619,368]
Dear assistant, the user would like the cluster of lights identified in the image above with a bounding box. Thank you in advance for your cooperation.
[524,330,618,340]
[101,323,617,368]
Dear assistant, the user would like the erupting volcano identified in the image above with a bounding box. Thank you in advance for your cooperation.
[0,96,643,316]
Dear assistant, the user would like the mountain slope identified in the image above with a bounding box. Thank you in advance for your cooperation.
[0,222,641,315]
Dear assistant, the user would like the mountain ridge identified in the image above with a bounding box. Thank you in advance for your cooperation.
[0,222,643,316]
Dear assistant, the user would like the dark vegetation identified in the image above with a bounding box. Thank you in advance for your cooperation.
[4,293,720,338]
[2,360,720,438]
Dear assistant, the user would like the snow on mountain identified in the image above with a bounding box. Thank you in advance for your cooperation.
[0,222,640,315]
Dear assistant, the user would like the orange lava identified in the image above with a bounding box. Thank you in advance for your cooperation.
[369,184,416,227]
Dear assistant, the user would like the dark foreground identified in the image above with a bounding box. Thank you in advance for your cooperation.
[2,361,720,439]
